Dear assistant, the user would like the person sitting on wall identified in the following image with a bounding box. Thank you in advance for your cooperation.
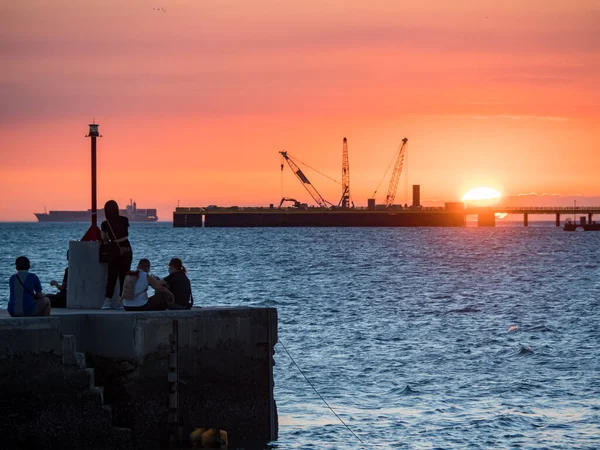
[8,256,51,317]
[47,251,69,308]
[157,258,193,310]
[122,259,174,312]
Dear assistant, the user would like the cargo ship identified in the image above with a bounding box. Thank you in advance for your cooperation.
[35,200,158,222]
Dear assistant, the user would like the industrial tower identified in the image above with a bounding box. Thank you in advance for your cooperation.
[341,137,350,208]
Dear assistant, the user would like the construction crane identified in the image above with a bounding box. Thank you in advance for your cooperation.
[384,138,408,208]
[341,137,350,208]
[280,151,331,208]
[371,138,409,208]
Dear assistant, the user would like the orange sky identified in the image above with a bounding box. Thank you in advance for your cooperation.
[1,0,599,221]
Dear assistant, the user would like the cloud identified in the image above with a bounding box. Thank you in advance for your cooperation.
[471,115,569,122]
[500,193,600,207]
[489,74,571,85]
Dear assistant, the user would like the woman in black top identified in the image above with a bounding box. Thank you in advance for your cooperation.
[162,258,192,310]
[101,200,133,309]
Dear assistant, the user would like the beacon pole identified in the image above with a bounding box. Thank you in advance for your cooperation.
[82,122,102,241]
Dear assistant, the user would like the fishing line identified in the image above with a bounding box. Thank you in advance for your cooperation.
[278,337,365,446]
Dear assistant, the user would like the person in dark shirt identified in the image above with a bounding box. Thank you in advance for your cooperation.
[100,200,133,309]
[159,258,193,310]
[48,251,68,308]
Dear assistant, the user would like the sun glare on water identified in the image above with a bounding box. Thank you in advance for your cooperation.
[461,187,502,202]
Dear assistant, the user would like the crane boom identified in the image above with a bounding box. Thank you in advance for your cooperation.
[341,137,350,208]
[280,151,330,208]
[384,138,408,208]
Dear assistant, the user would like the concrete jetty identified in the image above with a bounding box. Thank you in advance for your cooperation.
[0,307,278,449]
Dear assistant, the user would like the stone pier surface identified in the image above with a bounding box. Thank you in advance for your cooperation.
[0,307,278,449]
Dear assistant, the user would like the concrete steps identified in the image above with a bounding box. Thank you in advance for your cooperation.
[61,334,131,438]
[85,367,96,388]
[75,351,86,369]
[91,386,105,405]
[62,334,76,363]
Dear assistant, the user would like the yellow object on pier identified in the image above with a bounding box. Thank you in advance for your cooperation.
[190,427,228,449]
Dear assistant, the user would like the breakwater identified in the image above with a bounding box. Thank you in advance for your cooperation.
[173,207,466,227]
[0,307,277,449]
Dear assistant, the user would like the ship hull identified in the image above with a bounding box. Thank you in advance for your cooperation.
[582,223,600,231]
[173,210,466,228]
[35,210,158,223]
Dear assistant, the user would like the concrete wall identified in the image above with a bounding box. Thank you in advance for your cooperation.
[0,307,278,449]
[67,241,120,309]
[201,211,466,227]
[0,317,131,449]
[84,308,278,448]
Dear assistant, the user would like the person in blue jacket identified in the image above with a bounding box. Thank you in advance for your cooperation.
[8,256,51,317]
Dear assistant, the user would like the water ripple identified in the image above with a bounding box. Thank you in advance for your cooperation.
[1,223,599,449]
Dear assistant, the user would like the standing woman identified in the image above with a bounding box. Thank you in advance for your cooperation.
[101,200,133,309]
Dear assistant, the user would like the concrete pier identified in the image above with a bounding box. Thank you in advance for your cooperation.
[477,209,496,227]
[0,307,278,449]
[465,206,600,227]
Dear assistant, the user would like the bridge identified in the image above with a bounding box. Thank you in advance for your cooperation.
[465,206,600,227]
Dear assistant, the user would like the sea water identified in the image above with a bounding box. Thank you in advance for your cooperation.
[1,222,599,449]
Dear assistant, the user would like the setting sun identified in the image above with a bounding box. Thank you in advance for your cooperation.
[461,187,502,202]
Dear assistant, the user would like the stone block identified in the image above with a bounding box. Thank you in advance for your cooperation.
[67,241,120,309]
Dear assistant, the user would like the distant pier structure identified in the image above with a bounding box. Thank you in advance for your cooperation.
[467,206,600,227]
[174,204,600,228]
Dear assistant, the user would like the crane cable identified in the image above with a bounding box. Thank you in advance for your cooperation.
[371,145,401,199]
[286,153,341,185]
[278,337,365,446]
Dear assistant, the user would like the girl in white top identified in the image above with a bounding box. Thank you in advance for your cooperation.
[123,259,174,311]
